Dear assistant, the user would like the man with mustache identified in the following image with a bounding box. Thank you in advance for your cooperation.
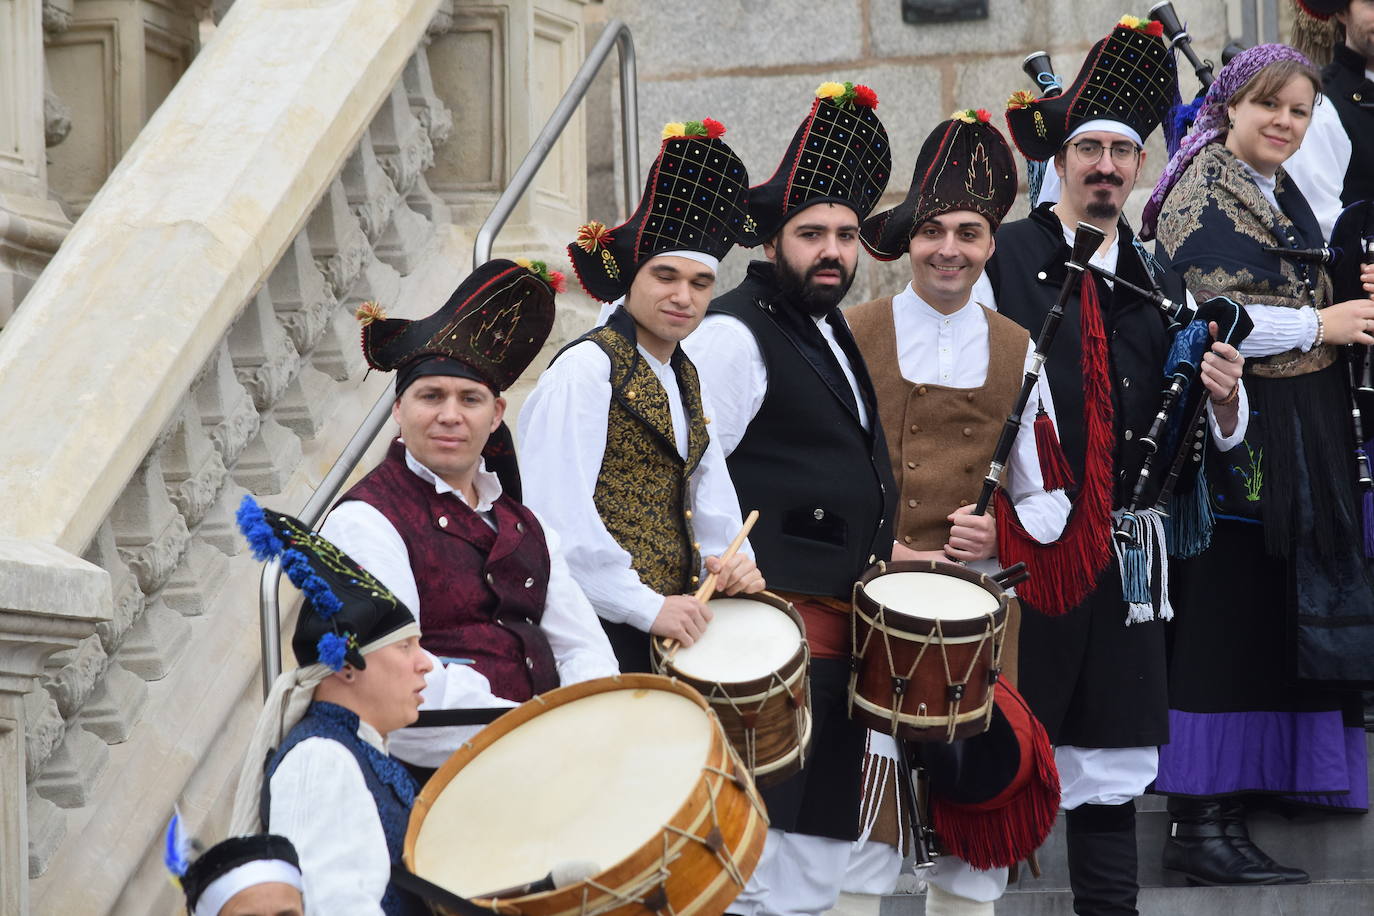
[986,17,1246,915]
[518,119,764,673]
[684,81,896,916]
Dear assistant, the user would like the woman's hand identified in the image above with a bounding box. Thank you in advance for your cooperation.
[1318,298,1374,346]
[1361,262,1374,297]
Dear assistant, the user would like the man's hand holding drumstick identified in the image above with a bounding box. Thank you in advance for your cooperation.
[655,510,764,649]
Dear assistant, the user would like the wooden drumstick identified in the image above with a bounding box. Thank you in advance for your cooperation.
[663,509,759,656]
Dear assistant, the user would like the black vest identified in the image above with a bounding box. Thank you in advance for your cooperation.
[1323,44,1374,207]
[987,205,1183,508]
[709,261,896,597]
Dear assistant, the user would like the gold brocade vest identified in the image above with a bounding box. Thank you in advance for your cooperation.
[589,326,709,595]
[848,296,1028,550]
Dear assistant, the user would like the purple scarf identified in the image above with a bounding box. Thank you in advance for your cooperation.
[1141,43,1314,240]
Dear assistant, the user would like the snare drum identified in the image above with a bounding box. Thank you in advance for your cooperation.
[405,674,767,916]
[652,592,812,787]
[849,561,1010,742]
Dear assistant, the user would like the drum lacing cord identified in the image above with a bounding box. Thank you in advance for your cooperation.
[866,604,934,737]
[937,617,996,743]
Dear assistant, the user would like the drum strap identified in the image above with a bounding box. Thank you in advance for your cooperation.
[389,864,496,916]
[409,707,509,728]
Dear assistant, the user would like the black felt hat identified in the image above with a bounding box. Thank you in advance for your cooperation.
[861,110,1019,261]
[179,833,300,915]
[1294,0,1347,17]
[1005,16,1180,162]
[356,258,560,394]
[743,81,892,245]
[568,119,749,303]
[236,497,415,671]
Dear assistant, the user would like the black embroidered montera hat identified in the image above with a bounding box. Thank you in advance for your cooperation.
[568,119,750,303]
[1005,15,1181,162]
[861,109,1019,260]
[742,81,892,245]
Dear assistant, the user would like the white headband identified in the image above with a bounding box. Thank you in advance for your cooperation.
[1066,119,1144,148]
[651,250,720,273]
[194,859,303,916]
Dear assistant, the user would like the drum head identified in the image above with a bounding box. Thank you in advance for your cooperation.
[862,571,999,622]
[670,597,802,683]
[412,685,712,897]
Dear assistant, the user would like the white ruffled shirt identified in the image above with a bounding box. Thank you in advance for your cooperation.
[320,450,619,768]
[516,340,750,632]
[1281,92,1353,242]
[267,722,392,914]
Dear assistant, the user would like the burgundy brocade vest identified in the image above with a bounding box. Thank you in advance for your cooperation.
[340,440,557,702]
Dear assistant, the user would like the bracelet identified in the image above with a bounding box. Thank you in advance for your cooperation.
[1211,382,1240,407]
[1314,309,1326,348]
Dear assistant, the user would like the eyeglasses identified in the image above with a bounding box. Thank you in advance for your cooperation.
[1066,139,1142,165]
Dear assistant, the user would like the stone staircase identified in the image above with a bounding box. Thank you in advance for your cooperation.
[856,734,1374,914]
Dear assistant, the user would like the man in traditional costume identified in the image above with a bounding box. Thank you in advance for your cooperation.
[518,119,764,672]
[168,832,304,916]
[841,109,1070,914]
[985,16,1247,914]
[683,80,896,916]
[319,260,618,774]
[230,499,434,914]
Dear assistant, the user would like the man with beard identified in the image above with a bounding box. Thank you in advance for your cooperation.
[684,80,896,916]
[987,17,1246,915]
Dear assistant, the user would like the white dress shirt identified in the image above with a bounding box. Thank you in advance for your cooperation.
[516,339,750,633]
[321,450,619,768]
[268,725,393,914]
[974,219,1248,451]
[890,284,1070,547]
[1282,93,1353,242]
[684,310,870,457]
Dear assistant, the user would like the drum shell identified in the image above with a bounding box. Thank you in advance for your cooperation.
[651,591,813,787]
[405,674,768,916]
[849,561,1008,742]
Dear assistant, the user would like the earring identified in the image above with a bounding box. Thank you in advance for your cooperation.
[1227,118,1234,130]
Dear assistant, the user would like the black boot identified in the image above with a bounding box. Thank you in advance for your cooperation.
[1161,796,1284,885]
[1216,797,1309,884]
[1064,802,1139,916]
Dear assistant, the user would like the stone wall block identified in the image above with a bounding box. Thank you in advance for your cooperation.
[114,599,190,682]
[78,662,148,744]
[269,232,336,357]
[22,687,65,782]
[194,342,262,469]
[404,50,453,148]
[31,724,109,809]
[275,363,337,439]
[160,403,229,531]
[27,788,64,878]
[108,457,192,597]
[83,523,147,653]
[343,136,401,246]
[308,179,372,300]
[42,634,108,721]
[229,291,303,413]
[372,83,434,198]
[161,539,230,618]
[374,200,434,275]
[406,172,453,226]
[231,414,304,495]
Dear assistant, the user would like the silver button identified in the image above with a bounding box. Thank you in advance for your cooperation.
[813,508,825,520]
[438,516,449,527]
[1124,430,1133,440]
[485,573,494,585]
[526,658,534,669]
[1122,377,1131,388]
[524,577,534,588]
[516,521,524,533]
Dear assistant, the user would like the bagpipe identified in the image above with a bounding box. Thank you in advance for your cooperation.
[1149,1,1215,88]
[1019,52,1062,207]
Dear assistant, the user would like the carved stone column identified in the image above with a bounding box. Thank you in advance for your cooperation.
[427,0,589,258]
[0,0,73,326]
[0,538,110,915]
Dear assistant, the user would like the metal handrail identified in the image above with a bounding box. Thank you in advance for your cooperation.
[257,20,640,695]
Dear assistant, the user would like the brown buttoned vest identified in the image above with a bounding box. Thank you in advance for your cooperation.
[847,296,1028,550]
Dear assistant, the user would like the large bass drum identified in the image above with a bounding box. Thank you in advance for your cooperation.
[652,592,812,787]
[849,561,1009,742]
[404,674,767,916]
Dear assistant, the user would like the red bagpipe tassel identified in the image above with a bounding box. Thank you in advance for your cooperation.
[1033,402,1075,491]
[993,273,1115,615]
[929,679,1061,871]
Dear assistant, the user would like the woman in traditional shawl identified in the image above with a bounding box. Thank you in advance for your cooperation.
[1142,44,1374,887]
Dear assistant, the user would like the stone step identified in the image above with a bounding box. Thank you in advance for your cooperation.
[873,882,1374,916]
